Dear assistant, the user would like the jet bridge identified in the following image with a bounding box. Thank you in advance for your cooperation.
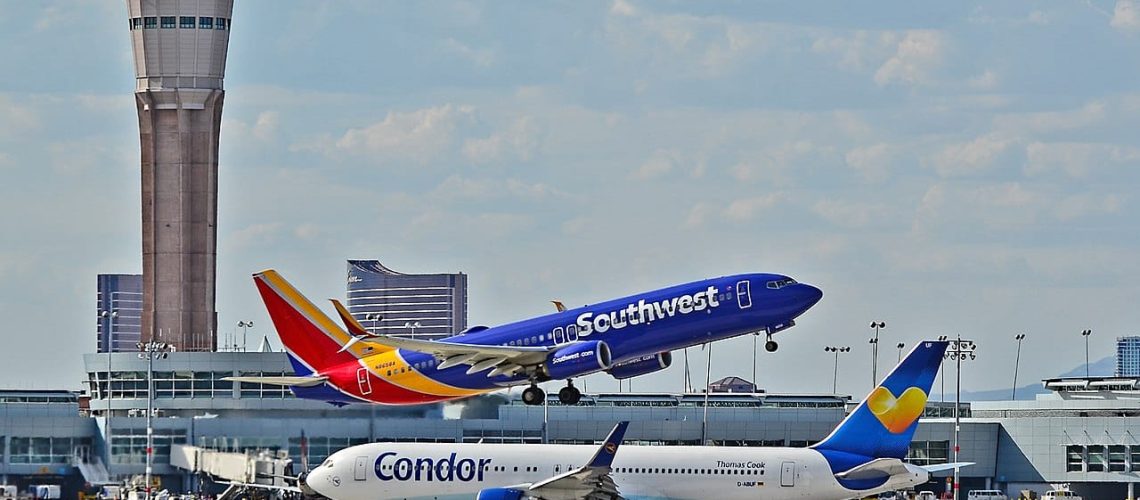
[169,445,299,500]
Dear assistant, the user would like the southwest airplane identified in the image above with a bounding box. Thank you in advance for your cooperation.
[304,340,961,500]
[229,270,821,406]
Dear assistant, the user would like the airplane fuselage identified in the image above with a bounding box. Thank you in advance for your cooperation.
[292,274,822,405]
[306,442,928,500]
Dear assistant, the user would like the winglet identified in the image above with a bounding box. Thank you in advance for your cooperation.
[329,298,372,337]
[586,421,629,469]
[552,300,566,313]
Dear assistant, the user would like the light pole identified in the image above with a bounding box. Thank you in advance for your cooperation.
[896,342,905,362]
[237,321,253,352]
[137,341,174,500]
[869,321,885,386]
[99,310,118,477]
[1081,329,1092,378]
[752,332,759,390]
[365,313,380,335]
[824,346,851,394]
[1012,334,1026,400]
[944,336,976,500]
[404,321,421,339]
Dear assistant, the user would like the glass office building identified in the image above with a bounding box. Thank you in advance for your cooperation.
[96,274,143,353]
[345,260,467,340]
[1117,336,1140,377]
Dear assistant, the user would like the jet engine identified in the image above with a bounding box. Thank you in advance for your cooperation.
[607,352,672,380]
[475,487,526,500]
[544,340,612,380]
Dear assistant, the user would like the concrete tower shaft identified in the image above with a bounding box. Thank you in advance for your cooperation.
[127,0,233,351]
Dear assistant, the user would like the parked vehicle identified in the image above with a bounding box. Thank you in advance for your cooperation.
[917,492,938,500]
[968,490,1009,500]
[1042,490,1082,500]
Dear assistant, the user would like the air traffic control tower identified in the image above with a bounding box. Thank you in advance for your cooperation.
[127,0,233,351]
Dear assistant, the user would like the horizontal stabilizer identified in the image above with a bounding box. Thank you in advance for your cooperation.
[835,458,911,480]
[222,376,328,387]
[920,462,974,473]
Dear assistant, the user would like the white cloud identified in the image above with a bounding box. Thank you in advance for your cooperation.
[227,223,284,251]
[723,193,786,222]
[462,116,540,164]
[333,104,476,163]
[431,175,562,202]
[968,70,999,90]
[812,199,885,228]
[844,143,893,183]
[1111,0,1140,31]
[927,134,1013,177]
[0,95,39,135]
[684,202,712,228]
[1054,193,1123,221]
[610,0,636,17]
[812,30,897,71]
[873,30,945,86]
[630,149,679,180]
[992,101,1106,135]
[441,38,497,68]
[1024,142,1140,178]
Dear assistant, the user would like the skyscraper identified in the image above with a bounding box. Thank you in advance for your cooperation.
[1117,336,1140,377]
[96,274,143,353]
[127,0,233,351]
[346,260,468,340]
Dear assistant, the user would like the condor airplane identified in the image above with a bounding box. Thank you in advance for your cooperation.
[229,270,821,406]
[305,341,962,500]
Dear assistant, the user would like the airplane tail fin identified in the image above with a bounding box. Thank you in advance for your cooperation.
[812,340,949,470]
[253,270,383,373]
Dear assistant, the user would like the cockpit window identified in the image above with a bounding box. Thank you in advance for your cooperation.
[322,459,334,468]
[766,279,797,289]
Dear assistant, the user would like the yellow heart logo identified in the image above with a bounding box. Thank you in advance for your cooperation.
[866,386,927,434]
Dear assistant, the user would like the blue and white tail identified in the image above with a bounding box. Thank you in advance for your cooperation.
[812,340,949,473]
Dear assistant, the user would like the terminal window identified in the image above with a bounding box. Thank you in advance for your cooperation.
[179,16,195,28]
[160,16,175,29]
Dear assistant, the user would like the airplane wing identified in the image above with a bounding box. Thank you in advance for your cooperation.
[222,376,328,387]
[358,334,556,377]
[524,421,629,499]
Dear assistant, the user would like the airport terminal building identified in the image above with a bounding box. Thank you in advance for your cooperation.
[0,352,1137,499]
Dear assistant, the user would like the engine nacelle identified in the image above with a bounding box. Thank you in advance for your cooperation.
[476,487,526,500]
[607,352,672,380]
[545,340,612,380]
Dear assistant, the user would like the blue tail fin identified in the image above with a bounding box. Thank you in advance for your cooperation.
[812,340,949,473]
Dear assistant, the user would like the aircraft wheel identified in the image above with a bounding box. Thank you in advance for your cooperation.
[522,386,546,406]
[765,340,778,352]
[558,385,581,405]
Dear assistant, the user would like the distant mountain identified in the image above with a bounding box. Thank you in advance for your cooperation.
[933,355,1115,402]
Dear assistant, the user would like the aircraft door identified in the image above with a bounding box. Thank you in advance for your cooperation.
[354,456,368,481]
[736,280,752,309]
[357,367,373,395]
[780,461,795,487]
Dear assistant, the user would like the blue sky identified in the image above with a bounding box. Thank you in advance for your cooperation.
[0,1,1138,398]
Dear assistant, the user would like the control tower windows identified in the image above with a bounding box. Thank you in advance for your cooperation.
[215,18,227,30]
[144,16,157,29]
[130,18,142,30]
[180,16,195,29]
[160,16,174,29]
[199,17,213,29]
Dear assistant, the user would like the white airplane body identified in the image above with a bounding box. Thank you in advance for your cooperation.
[308,442,928,500]
[307,341,962,500]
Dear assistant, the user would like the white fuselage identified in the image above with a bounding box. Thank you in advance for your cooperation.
[306,442,929,500]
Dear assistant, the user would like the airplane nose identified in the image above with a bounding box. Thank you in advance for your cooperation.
[305,468,329,497]
[796,284,823,313]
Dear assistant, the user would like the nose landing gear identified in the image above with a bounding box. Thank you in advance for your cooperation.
[765,333,778,352]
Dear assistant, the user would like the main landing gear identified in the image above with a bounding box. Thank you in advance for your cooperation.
[522,385,545,406]
[765,333,778,352]
[522,381,582,406]
[558,381,581,405]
